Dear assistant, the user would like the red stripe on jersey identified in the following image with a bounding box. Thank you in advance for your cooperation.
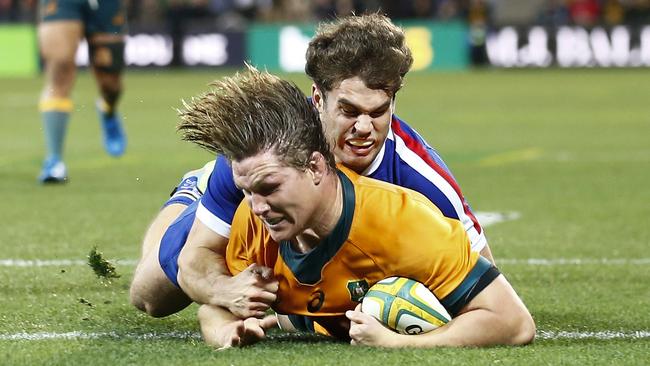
[390,117,483,234]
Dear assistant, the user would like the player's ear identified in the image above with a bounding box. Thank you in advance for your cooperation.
[308,152,325,185]
[311,84,324,111]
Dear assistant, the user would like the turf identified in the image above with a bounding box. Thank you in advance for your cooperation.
[1,68,649,365]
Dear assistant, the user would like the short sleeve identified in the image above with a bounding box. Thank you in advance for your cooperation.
[196,155,244,238]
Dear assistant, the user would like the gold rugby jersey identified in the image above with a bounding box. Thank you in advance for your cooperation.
[226,166,496,338]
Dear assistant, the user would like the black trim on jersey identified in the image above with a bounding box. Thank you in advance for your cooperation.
[279,170,355,285]
[442,256,501,317]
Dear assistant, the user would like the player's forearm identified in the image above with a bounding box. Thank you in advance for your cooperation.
[394,278,535,348]
[177,245,231,306]
[391,310,531,348]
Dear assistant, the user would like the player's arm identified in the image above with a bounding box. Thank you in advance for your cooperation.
[176,219,229,305]
[347,274,535,347]
[177,218,278,318]
[177,156,278,318]
[348,200,533,347]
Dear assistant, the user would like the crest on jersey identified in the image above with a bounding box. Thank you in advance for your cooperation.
[347,279,369,302]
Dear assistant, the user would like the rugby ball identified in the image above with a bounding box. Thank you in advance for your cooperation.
[361,277,451,335]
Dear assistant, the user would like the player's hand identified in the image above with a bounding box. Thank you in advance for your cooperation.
[347,304,396,347]
[216,314,278,350]
[220,264,279,318]
[220,314,278,349]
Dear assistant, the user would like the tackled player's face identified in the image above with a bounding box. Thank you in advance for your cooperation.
[313,77,393,174]
[232,151,320,242]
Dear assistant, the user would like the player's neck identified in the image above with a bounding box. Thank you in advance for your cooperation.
[294,171,343,252]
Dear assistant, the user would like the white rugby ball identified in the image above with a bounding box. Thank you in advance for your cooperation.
[361,277,451,334]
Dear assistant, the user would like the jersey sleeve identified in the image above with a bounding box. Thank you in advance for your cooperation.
[196,155,244,238]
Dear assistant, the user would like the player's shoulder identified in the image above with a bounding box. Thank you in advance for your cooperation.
[342,167,449,258]
[341,166,440,218]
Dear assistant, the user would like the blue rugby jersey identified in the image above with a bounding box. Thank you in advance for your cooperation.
[195,115,487,252]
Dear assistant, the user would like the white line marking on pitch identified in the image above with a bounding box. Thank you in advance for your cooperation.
[0,331,200,341]
[499,258,650,265]
[475,211,521,227]
[2,258,649,267]
[536,331,650,340]
[1,330,649,341]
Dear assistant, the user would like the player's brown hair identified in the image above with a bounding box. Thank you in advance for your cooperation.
[305,13,413,97]
[177,66,334,170]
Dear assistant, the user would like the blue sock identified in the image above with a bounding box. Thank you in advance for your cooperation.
[42,110,70,162]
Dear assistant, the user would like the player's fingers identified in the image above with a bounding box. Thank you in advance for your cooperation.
[259,314,279,330]
[243,263,259,274]
[243,318,263,334]
[350,339,358,346]
[224,322,244,349]
[248,264,272,278]
[243,309,267,319]
[252,290,277,304]
[242,318,266,342]
[255,265,274,280]
[231,305,262,319]
[345,310,364,323]
[261,279,279,293]
[354,303,362,312]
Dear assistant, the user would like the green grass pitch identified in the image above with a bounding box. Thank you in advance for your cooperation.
[1,68,649,365]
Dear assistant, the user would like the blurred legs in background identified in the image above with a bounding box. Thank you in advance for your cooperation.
[37,0,127,184]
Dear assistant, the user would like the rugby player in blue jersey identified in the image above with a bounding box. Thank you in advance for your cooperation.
[37,0,127,183]
[130,14,495,320]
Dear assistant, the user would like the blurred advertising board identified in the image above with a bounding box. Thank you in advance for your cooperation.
[74,26,245,68]
[486,25,650,67]
[6,22,649,75]
[247,21,470,72]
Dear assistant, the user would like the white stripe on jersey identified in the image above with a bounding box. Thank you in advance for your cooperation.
[390,132,487,252]
[361,136,387,176]
[196,202,231,238]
